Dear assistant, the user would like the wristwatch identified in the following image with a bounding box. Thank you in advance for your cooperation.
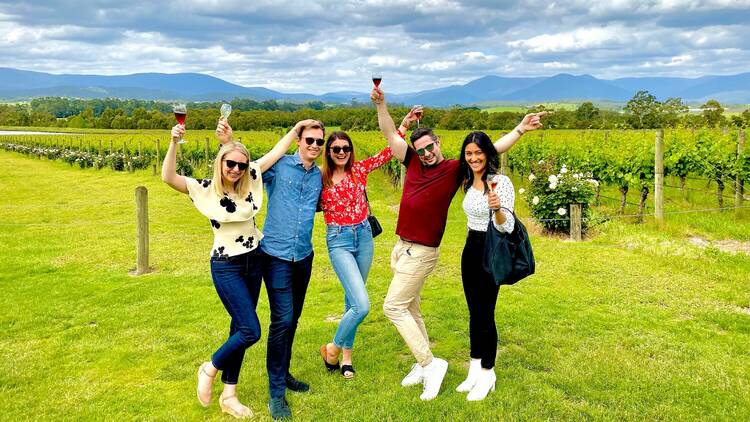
[515,127,525,136]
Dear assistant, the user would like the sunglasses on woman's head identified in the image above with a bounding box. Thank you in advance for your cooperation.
[304,137,325,146]
[224,159,249,170]
[331,146,352,154]
[416,142,436,156]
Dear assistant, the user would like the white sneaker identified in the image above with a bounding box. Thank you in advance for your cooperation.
[420,358,448,401]
[401,363,424,387]
[467,368,496,401]
[456,358,481,392]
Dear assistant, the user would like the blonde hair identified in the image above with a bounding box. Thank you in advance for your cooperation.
[211,142,252,199]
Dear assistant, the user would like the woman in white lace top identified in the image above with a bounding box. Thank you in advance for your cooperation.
[456,131,516,401]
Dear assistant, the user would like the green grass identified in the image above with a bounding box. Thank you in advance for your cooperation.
[1,151,749,420]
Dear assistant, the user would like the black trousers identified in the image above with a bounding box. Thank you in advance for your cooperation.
[461,230,500,369]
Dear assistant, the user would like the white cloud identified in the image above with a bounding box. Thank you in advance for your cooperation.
[410,61,457,71]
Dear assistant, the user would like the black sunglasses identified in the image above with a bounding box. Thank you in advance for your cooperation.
[416,142,436,156]
[304,137,325,146]
[331,146,352,154]
[224,159,249,170]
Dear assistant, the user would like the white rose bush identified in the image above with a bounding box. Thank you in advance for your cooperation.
[524,160,596,234]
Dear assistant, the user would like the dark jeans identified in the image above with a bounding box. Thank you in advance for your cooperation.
[461,230,501,369]
[209,249,263,385]
[261,250,314,398]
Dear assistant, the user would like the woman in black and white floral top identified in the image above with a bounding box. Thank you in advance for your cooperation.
[456,131,516,402]
[162,118,316,419]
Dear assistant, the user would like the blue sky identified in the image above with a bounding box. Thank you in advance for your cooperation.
[1,0,748,93]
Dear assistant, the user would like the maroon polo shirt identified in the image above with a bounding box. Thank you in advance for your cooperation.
[395,147,462,247]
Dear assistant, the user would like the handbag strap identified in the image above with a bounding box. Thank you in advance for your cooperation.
[364,187,374,217]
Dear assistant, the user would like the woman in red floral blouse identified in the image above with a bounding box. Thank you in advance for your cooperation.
[318,131,393,379]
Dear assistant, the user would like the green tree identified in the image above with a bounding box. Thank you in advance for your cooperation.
[659,97,687,128]
[701,99,724,128]
[575,102,600,128]
[624,90,660,128]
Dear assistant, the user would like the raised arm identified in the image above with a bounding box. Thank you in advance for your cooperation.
[161,124,188,194]
[256,119,317,172]
[371,87,408,162]
[493,111,548,153]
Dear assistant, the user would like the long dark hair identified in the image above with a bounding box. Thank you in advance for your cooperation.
[458,131,499,193]
[321,131,357,188]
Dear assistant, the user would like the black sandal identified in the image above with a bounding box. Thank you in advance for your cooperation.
[320,344,340,373]
[341,364,355,380]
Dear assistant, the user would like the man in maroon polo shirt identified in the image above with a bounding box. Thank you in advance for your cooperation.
[371,87,543,401]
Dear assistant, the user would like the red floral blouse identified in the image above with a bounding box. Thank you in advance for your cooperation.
[320,147,393,225]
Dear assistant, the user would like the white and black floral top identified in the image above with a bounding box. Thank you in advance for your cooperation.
[185,162,264,259]
[462,174,515,233]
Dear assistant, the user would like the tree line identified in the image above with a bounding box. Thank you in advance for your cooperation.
[1,92,749,131]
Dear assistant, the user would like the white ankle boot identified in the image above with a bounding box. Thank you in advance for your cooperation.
[467,368,496,401]
[456,358,481,392]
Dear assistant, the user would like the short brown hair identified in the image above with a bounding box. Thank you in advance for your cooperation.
[297,120,325,138]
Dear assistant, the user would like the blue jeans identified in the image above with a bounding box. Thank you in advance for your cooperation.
[261,251,314,398]
[327,220,374,349]
[209,249,263,385]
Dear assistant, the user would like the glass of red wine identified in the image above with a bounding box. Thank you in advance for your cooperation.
[488,173,500,191]
[173,103,187,144]
[372,71,382,88]
[413,104,423,128]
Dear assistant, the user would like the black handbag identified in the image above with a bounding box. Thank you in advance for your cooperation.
[364,189,383,238]
[482,207,535,286]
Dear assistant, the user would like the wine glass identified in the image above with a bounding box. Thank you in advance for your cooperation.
[413,104,423,128]
[371,71,382,88]
[487,173,500,191]
[220,103,232,121]
[173,103,187,144]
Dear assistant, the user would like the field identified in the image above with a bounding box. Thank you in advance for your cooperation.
[1,128,750,420]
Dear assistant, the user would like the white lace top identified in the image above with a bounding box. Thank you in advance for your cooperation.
[462,175,515,233]
[185,162,264,258]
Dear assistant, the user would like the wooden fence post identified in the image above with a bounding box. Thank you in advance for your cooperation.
[570,204,582,241]
[500,152,509,176]
[155,139,161,174]
[205,137,211,177]
[654,129,664,222]
[133,186,150,275]
[737,129,746,213]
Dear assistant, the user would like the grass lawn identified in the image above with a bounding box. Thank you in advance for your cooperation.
[1,151,749,421]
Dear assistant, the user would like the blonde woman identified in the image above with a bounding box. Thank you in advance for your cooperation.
[161,118,314,419]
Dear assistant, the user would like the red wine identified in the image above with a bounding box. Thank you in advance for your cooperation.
[489,181,498,190]
[414,111,423,119]
[372,78,382,87]
[174,112,187,125]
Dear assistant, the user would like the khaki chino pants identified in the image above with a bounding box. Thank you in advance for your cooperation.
[383,239,440,367]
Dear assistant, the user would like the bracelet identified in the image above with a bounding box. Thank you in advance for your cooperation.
[515,127,525,136]
[396,129,405,139]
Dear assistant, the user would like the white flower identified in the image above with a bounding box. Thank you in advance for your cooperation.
[560,165,568,174]
[548,174,558,184]
[532,196,540,205]
[549,181,558,190]
[587,179,599,187]
[557,207,567,216]
[538,159,545,164]
[528,174,536,181]
[573,173,581,179]
[518,188,526,194]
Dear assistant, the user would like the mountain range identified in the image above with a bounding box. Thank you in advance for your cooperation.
[1,67,749,106]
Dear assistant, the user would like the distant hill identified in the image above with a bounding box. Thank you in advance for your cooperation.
[1,67,749,106]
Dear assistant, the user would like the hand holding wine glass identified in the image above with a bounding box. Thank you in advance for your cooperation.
[171,124,185,144]
[371,71,382,88]
[173,103,187,144]
[487,174,501,210]
[215,119,233,145]
[370,86,384,105]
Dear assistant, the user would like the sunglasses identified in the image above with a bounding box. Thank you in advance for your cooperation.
[304,137,325,146]
[330,146,352,154]
[224,159,249,171]
[416,142,436,156]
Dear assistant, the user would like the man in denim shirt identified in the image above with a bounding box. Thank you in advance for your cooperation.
[261,120,324,420]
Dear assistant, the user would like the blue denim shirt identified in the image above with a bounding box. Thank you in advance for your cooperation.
[260,152,322,261]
